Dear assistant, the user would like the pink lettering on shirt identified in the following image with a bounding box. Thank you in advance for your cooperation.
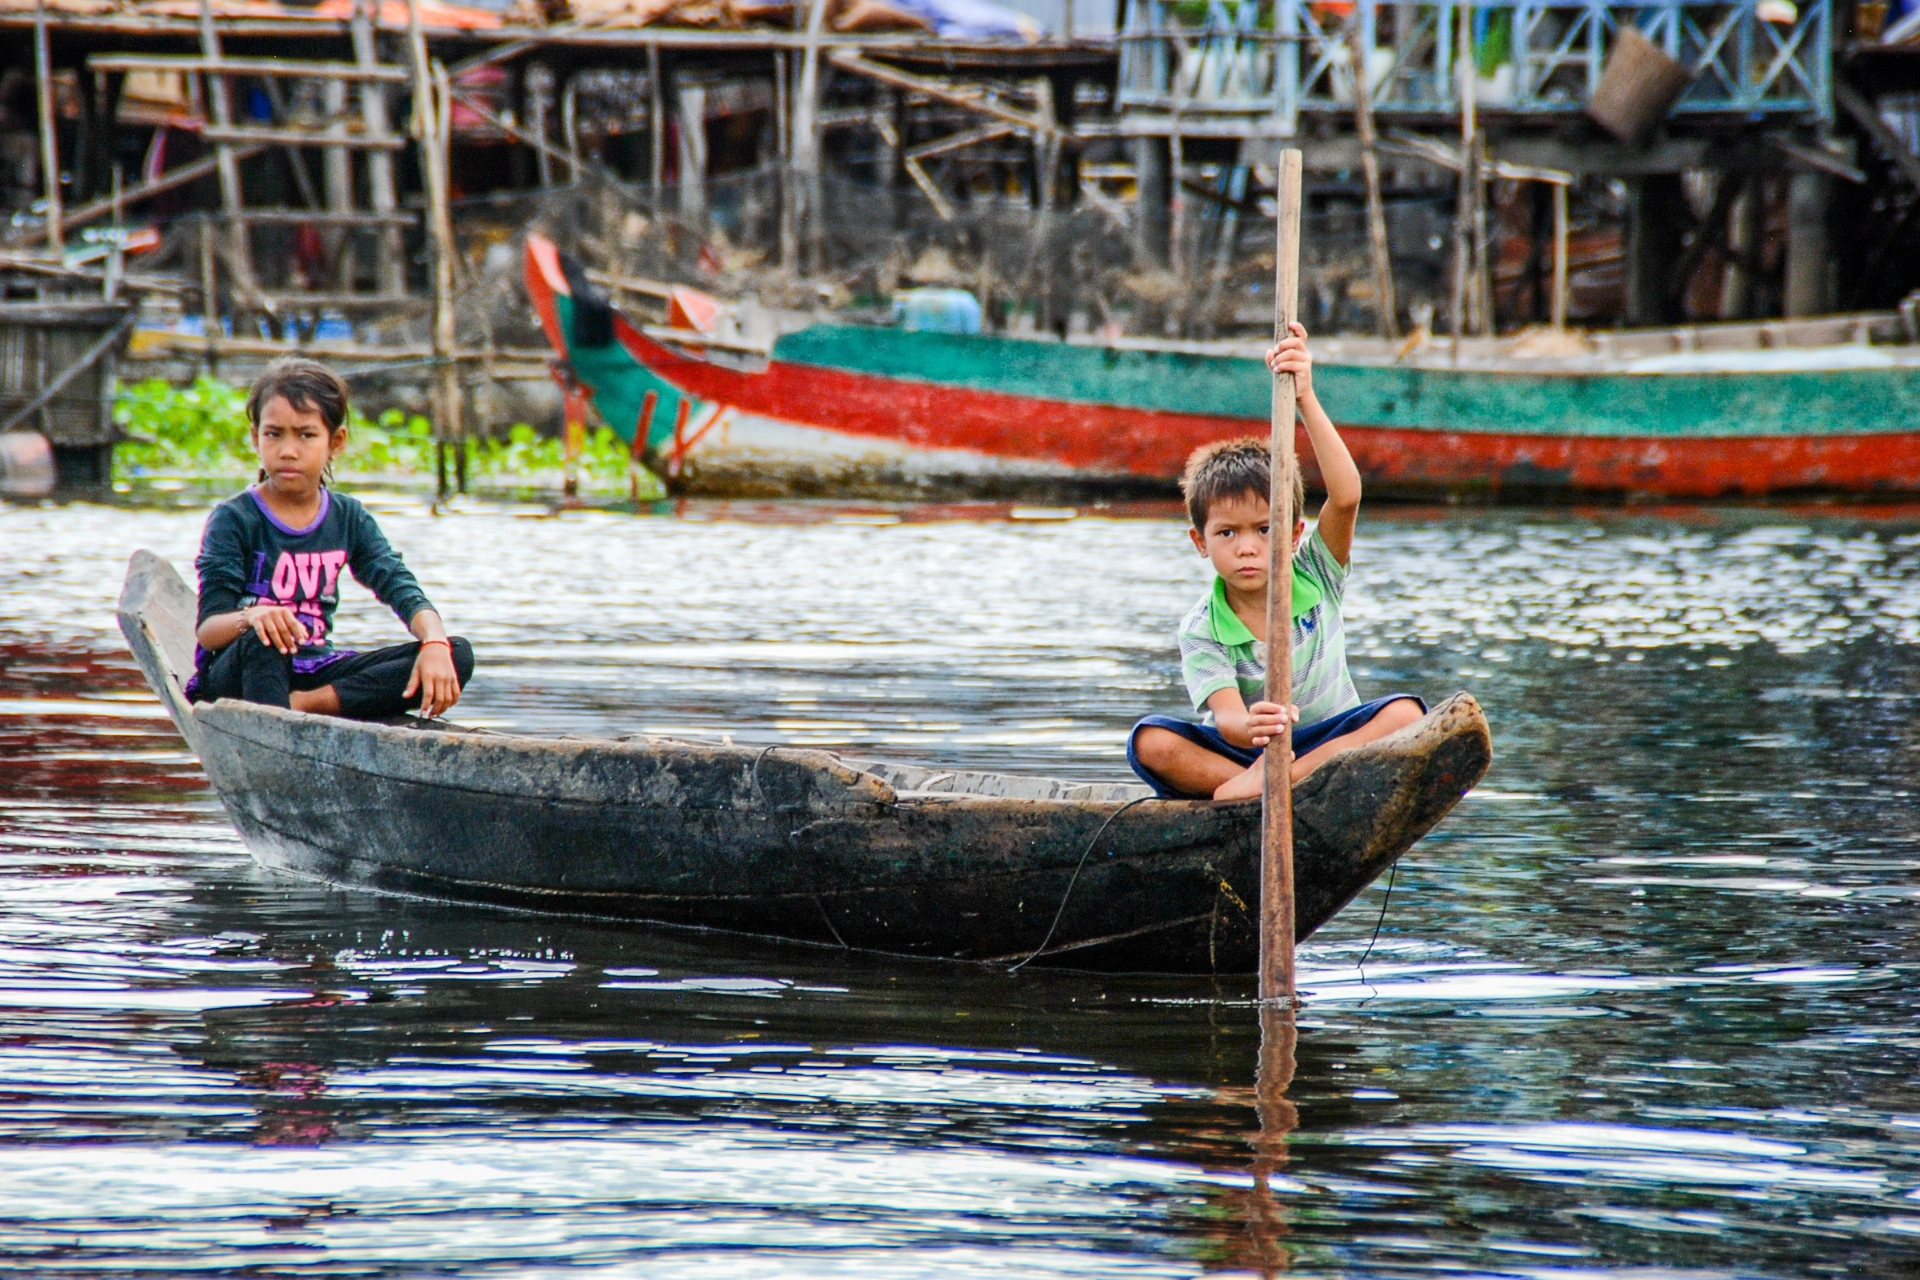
[318,549,348,596]
[294,552,324,599]
[271,552,298,600]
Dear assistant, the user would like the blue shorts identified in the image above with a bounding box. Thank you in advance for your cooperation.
[1126,694,1427,798]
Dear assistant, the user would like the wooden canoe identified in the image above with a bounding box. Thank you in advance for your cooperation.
[117,550,1491,974]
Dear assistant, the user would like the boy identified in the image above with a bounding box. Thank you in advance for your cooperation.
[1128,323,1424,800]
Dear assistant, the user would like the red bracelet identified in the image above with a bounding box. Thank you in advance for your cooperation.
[419,638,451,651]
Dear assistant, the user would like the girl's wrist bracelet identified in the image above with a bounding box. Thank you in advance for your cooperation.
[419,638,451,650]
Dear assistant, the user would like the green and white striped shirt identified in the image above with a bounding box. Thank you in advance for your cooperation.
[1177,527,1360,726]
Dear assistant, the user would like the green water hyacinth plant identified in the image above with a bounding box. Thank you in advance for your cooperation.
[112,377,661,496]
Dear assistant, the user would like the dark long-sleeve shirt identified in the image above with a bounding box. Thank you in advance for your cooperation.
[192,487,434,682]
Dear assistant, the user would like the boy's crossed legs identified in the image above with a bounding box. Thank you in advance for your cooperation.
[1130,695,1425,800]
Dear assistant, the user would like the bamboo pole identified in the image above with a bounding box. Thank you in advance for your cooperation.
[34,0,63,251]
[1551,180,1568,331]
[1261,148,1304,1008]
[1348,32,1398,339]
[793,0,829,271]
[405,0,461,497]
[562,74,581,182]
[1449,1,1473,358]
[631,388,658,502]
[351,0,404,296]
[198,0,258,309]
[1471,133,1492,334]
[648,43,665,199]
[198,217,219,373]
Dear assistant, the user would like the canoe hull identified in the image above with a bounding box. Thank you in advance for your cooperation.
[117,551,1492,974]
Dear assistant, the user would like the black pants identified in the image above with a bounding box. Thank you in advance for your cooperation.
[191,637,475,720]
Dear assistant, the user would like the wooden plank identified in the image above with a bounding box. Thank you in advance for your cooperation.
[214,208,416,227]
[200,125,408,150]
[829,49,1065,142]
[1836,81,1920,197]
[907,124,1015,163]
[86,55,408,81]
[249,291,423,310]
[51,148,260,238]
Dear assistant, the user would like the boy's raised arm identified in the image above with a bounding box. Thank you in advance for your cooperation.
[1267,321,1362,566]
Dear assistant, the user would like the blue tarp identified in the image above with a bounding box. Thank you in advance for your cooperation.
[889,0,1041,41]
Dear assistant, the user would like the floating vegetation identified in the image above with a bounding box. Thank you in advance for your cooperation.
[112,377,663,498]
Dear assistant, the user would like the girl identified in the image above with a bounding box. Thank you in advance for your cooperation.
[186,358,474,720]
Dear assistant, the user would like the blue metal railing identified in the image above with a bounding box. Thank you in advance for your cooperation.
[1116,0,1831,129]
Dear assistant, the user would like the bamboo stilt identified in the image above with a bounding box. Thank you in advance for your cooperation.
[1349,32,1398,339]
[1449,1,1473,358]
[631,388,657,502]
[34,0,63,251]
[648,43,665,200]
[793,0,829,271]
[1261,148,1304,1009]
[406,0,462,497]
[198,0,258,311]
[350,0,404,295]
[1551,181,1569,331]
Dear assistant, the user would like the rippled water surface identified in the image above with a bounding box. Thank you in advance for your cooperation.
[6,493,1920,1276]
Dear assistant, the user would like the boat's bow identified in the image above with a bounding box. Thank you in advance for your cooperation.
[116,549,203,753]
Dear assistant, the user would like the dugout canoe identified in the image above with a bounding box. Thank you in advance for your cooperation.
[118,550,1491,974]
[524,235,1920,501]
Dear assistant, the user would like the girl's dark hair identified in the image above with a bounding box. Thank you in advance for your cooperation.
[1180,436,1305,530]
[246,358,349,485]
[246,357,350,433]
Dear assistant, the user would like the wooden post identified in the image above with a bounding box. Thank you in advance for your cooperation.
[1348,33,1398,339]
[323,75,356,290]
[1551,179,1568,331]
[562,73,581,182]
[350,0,404,296]
[198,216,219,373]
[530,64,554,188]
[1261,148,1304,1008]
[793,0,829,271]
[1471,133,1492,334]
[648,43,665,200]
[631,388,657,502]
[1449,1,1473,358]
[34,0,64,250]
[198,0,257,308]
[406,0,462,497]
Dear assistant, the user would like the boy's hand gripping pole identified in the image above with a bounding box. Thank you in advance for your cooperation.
[1261,149,1305,1008]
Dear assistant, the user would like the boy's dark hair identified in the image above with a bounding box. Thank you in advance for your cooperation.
[246,358,350,433]
[1180,436,1305,530]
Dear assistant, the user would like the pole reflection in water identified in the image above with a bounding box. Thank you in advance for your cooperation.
[1246,1001,1299,1277]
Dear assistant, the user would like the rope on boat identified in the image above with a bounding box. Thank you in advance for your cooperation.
[1007,796,1157,973]
[1354,862,1398,983]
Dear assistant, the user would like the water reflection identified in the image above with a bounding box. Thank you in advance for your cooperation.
[3,495,1920,1273]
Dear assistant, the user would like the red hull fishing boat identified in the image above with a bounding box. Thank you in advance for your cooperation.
[525,235,1920,501]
